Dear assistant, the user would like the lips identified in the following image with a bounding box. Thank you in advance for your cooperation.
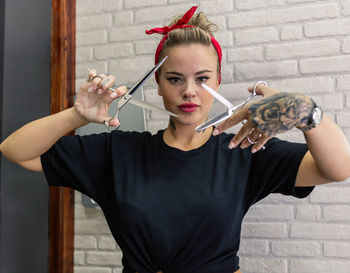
[178,103,199,113]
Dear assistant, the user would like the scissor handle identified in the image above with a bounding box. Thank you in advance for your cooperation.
[243,81,268,106]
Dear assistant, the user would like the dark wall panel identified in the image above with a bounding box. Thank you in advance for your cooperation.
[0,0,51,272]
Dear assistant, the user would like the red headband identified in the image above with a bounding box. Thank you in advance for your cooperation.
[145,6,222,83]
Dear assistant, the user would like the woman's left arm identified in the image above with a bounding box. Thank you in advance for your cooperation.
[214,84,350,186]
[295,114,350,186]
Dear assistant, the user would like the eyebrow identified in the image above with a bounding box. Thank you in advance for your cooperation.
[165,70,213,76]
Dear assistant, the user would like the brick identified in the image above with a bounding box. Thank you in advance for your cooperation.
[324,242,350,257]
[113,268,123,273]
[287,0,329,3]
[215,31,233,47]
[270,76,334,94]
[77,14,112,31]
[77,0,122,15]
[135,40,159,55]
[310,186,350,203]
[86,251,123,266]
[110,25,154,42]
[207,15,226,31]
[228,3,338,29]
[76,62,108,79]
[290,223,350,239]
[343,37,350,53]
[227,47,263,62]
[281,25,303,40]
[125,0,166,9]
[74,267,112,273]
[295,205,321,221]
[77,30,107,46]
[347,94,350,108]
[337,74,350,90]
[271,241,321,257]
[75,220,111,235]
[113,11,134,26]
[74,251,85,266]
[245,204,293,221]
[220,63,234,83]
[337,112,350,127]
[235,61,298,80]
[241,222,287,238]
[235,27,278,46]
[266,39,339,60]
[239,239,269,256]
[99,236,117,250]
[323,205,350,221]
[135,4,189,23]
[146,120,169,134]
[236,0,283,10]
[200,0,234,15]
[76,47,93,62]
[75,235,97,249]
[110,56,154,85]
[290,259,350,273]
[94,44,134,60]
[300,55,350,74]
[342,1,350,16]
[305,19,350,37]
[259,192,308,204]
[311,94,343,111]
[240,257,288,273]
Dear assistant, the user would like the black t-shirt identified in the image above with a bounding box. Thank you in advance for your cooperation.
[41,130,314,273]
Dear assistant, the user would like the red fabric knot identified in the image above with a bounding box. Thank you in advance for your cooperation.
[145,6,198,35]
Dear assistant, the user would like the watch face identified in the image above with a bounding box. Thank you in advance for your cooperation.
[312,107,323,126]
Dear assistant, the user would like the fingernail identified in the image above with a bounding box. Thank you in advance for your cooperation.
[110,92,117,98]
[88,86,93,92]
[229,142,236,149]
[251,148,257,153]
[97,89,102,95]
[213,129,219,136]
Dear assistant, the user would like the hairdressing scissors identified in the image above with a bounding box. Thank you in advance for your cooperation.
[104,56,178,130]
[195,81,268,132]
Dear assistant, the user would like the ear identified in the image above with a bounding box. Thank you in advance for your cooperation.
[157,86,163,96]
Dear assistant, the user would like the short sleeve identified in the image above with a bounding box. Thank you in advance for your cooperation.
[247,137,314,205]
[40,132,113,201]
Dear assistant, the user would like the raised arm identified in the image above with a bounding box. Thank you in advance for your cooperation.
[213,83,350,186]
[0,70,126,172]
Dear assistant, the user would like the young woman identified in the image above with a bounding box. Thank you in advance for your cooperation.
[1,6,350,273]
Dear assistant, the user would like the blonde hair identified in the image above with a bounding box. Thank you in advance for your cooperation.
[158,12,220,73]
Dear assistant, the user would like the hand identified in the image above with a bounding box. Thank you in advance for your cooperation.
[214,83,313,153]
[74,69,127,127]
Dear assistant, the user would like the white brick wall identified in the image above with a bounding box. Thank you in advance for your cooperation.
[75,0,350,272]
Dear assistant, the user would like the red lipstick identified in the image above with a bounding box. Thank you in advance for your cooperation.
[178,103,199,113]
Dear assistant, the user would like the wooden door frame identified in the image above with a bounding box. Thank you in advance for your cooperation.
[50,0,75,272]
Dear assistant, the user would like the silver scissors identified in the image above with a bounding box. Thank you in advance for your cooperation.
[195,81,268,132]
[104,56,178,130]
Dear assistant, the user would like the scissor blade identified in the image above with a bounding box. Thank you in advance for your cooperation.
[128,56,168,95]
[195,110,231,132]
[128,98,178,117]
[202,83,234,108]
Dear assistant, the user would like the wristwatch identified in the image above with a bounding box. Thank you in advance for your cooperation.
[299,100,324,131]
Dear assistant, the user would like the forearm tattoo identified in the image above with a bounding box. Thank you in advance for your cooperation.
[248,92,314,136]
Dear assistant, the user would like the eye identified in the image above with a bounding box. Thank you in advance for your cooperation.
[167,77,183,84]
[197,76,209,83]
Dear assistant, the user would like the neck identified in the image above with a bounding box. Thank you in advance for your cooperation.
[163,118,213,151]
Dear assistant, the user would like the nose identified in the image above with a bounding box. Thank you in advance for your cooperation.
[181,80,197,101]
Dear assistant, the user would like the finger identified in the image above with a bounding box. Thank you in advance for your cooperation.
[109,85,127,100]
[251,134,270,154]
[87,69,97,82]
[89,73,106,93]
[241,127,261,149]
[105,117,120,128]
[228,122,254,149]
[100,75,115,92]
[214,109,249,135]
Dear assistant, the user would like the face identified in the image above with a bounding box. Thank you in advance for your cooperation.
[158,43,220,127]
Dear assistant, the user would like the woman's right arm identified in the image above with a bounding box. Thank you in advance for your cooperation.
[0,70,126,172]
